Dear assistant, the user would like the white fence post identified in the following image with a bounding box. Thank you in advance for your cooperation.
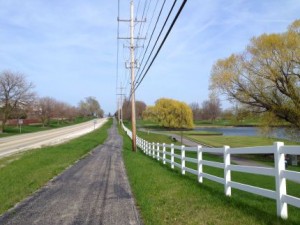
[197,145,203,183]
[157,143,160,161]
[274,142,287,219]
[224,145,231,197]
[146,141,149,155]
[163,143,166,165]
[171,143,174,169]
[137,137,140,148]
[143,140,146,153]
[152,142,155,158]
[181,145,185,175]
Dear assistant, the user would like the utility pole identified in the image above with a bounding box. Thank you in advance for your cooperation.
[118,0,145,152]
[129,0,137,151]
[117,83,125,124]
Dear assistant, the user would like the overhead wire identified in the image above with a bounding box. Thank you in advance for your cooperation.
[116,0,120,111]
[134,0,176,87]
[135,0,151,62]
[118,0,187,103]
[134,0,187,93]
[135,0,160,62]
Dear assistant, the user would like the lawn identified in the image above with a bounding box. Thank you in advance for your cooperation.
[187,135,300,148]
[194,118,261,127]
[121,127,300,225]
[0,117,95,137]
[0,118,112,215]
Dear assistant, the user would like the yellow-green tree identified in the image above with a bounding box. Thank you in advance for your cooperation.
[210,19,300,129]
[143,98,194,129]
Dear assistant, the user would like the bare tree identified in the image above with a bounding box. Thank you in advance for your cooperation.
[36,97,56,127]
[122,99,147,120]
[189,102,202,120]
[201,94,222,121]
[0,71,35,131]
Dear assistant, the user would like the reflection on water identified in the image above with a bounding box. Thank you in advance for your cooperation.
[195,126,289,140]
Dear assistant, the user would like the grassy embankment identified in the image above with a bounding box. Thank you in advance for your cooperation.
[0,118,112,215]
[0,117,95,137]
[120,127,300,225]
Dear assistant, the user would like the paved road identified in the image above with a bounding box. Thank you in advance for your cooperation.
[0,118,108,158]
[0,119,142,225]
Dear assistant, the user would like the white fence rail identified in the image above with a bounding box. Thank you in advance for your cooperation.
[122,124,300,219]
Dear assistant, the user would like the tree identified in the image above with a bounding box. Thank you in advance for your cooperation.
[79,96,104,118]
[121,99,147,120]
[189,102,202,120]
[0,71,35,131]
[201,94,222,121]
[210,19,300,129]
[37,97,56,127]
[143,98,194,129]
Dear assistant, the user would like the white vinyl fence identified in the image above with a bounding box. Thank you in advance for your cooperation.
[122,124,300,219]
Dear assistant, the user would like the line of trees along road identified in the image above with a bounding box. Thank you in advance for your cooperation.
[0,70,104,131]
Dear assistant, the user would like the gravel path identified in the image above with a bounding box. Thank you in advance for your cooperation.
[0,120,142,225]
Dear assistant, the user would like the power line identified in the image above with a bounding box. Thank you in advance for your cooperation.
[134,0,187,93]
[136,0,160,61]
[134,0,171,86]
[135,0,165,67]
[116,0,121,114]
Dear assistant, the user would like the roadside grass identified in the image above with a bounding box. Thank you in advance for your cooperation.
[120,127,300,225]
[194,119,261,127]
[172,130,222,136]
[1,117,95,137]
[137,130,179,145]
[187,135,300,148]
[0,118,112,215]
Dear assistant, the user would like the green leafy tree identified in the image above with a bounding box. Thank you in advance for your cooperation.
[143,98,194,129]
[210,19,300,129]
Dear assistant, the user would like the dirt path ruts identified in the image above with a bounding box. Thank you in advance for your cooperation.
[0,119,142,225]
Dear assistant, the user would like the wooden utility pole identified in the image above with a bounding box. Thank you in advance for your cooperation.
[130,0,137,151]
[118,0,145,152]
[117,83,125,124]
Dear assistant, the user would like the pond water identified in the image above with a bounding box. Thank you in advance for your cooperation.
[195,126,288,140]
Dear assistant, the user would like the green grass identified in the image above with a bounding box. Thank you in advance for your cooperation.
[0,118,112,215]
[172,130,222,136]
[120,127,300,225]
[188,135,300,148]
[1,117,94,137]
[194,118,261,127]
[137,130,179,145]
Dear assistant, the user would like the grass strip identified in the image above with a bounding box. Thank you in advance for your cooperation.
[0,118,112,215]
[1,117,95,137]
[188,135,299,148]
[120,127,300,225]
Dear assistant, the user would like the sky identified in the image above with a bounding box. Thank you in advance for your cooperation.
[0,0,300,114]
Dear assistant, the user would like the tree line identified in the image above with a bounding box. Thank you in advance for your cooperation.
[0,70,104,131]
